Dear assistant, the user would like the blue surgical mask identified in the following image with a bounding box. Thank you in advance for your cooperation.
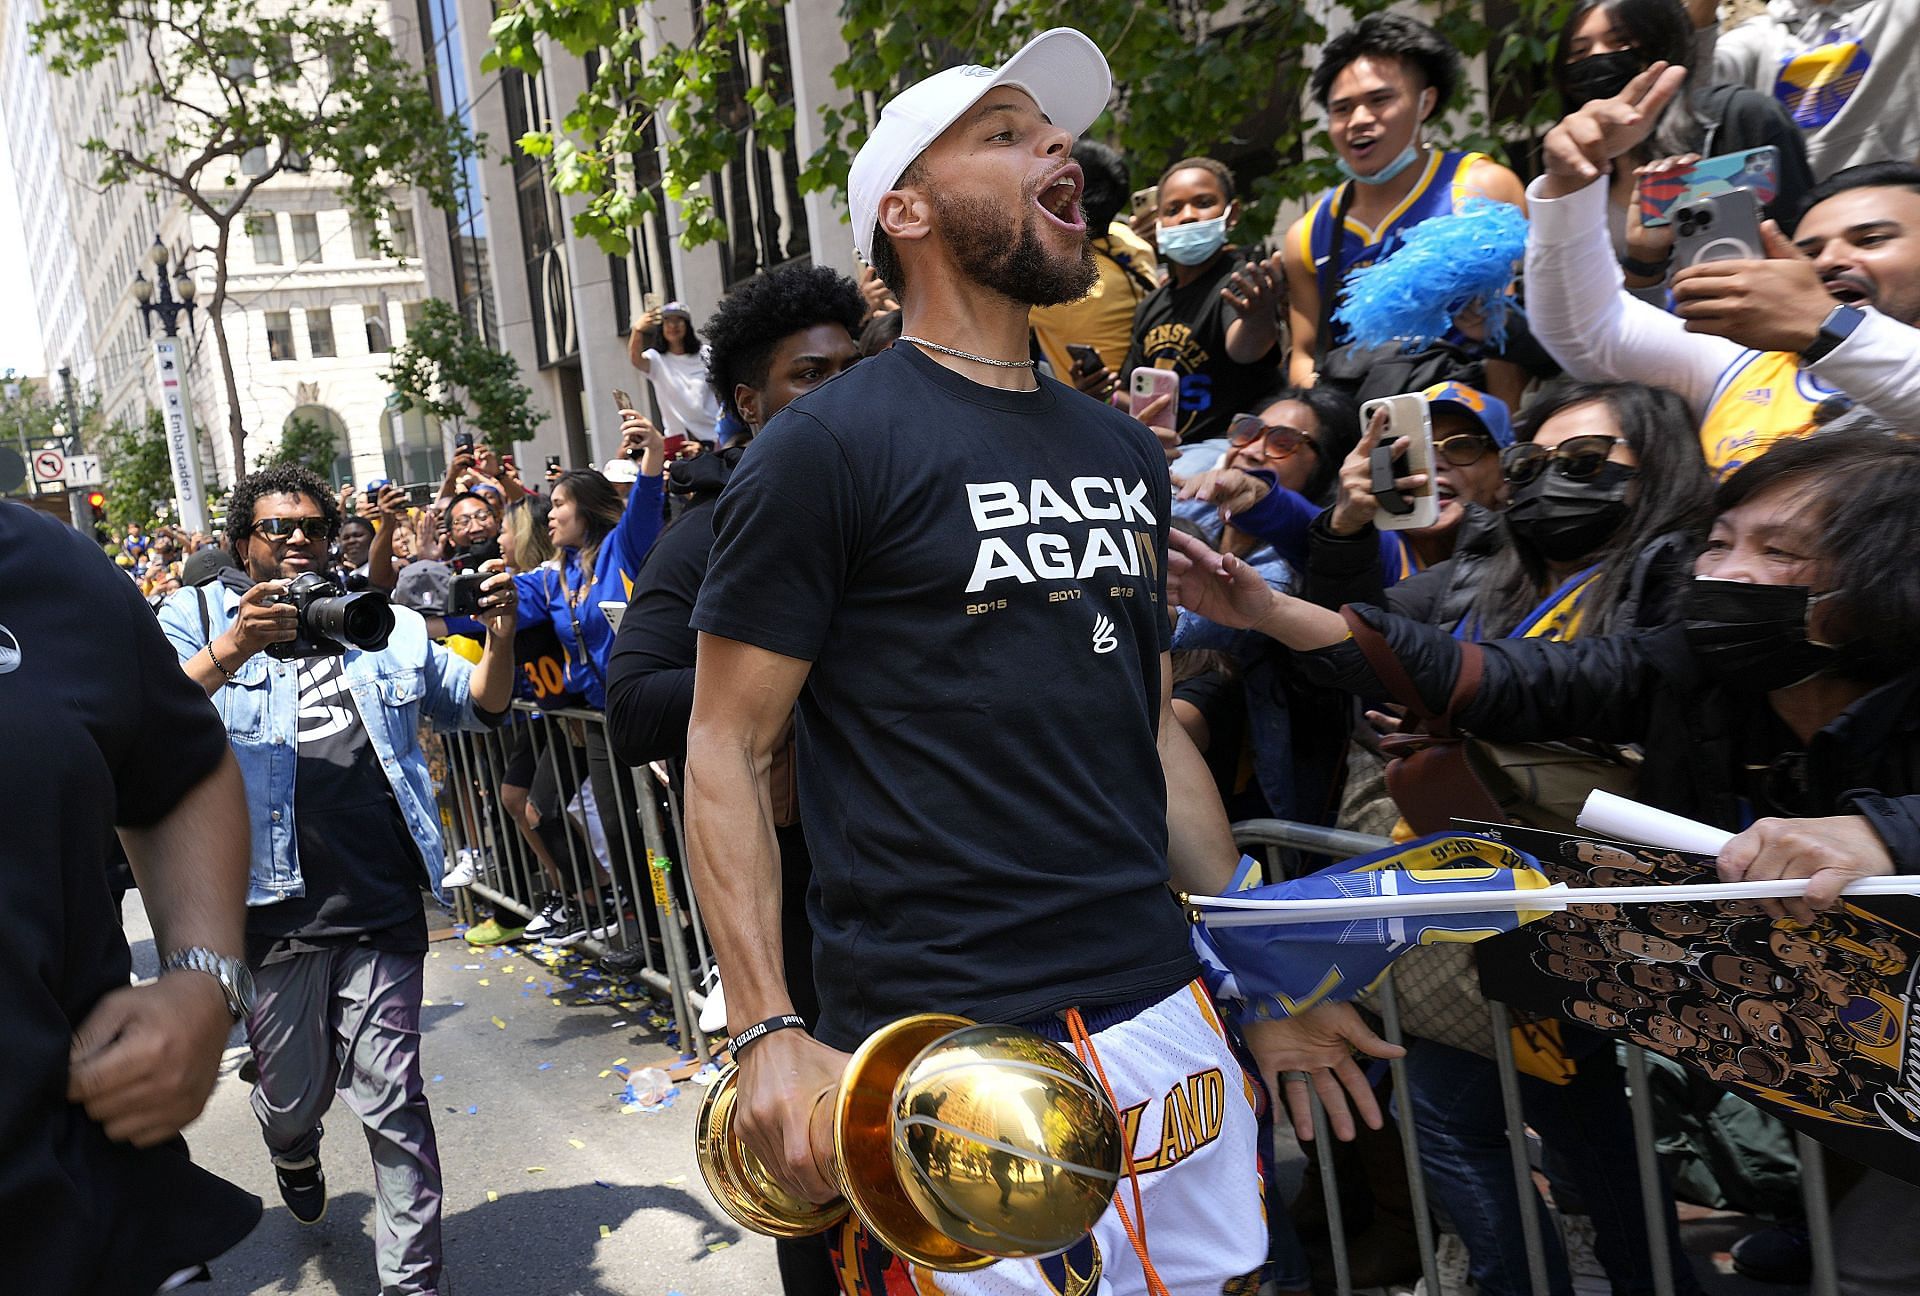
[1157,214,1229,266]
[1338,142,1425,186]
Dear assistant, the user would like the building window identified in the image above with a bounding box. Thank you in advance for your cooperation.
[364,304,391,352]
[289,212,322,262]
[306,307,337,358]
[241,144,271,176]
[351,213,380,259]
[401,301,425,339]
[390,208,417,258]
[249,213,283,265]
[265,310,295,360]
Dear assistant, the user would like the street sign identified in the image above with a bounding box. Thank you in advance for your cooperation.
[31,448,65,484]
[65,454,102,487]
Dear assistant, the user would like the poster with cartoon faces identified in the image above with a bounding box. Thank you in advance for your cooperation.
[1468,821,1920,1185]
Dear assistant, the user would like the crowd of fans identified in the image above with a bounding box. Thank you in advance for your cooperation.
[77,1,1920,1292]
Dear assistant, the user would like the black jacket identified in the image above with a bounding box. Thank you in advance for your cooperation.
[603,451,732,766]
[1303,504,1693,637]
[1296,608,1920,872]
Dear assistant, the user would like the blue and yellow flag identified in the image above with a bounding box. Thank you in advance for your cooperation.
[1194,834,1552,1019]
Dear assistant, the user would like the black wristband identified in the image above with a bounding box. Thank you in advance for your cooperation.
[729,1013,808,1058]
[1620,252,1672,279]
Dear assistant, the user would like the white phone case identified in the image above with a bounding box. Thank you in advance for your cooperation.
[1363,394,1438,532]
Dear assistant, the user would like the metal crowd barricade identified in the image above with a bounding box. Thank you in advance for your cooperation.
[435,702,714,1069]
[432,736,1846,1296]
[1229,817,1840,1296]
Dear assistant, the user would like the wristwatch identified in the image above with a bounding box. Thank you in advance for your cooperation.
[163,947,257,1021]
[1799,303,1866,366]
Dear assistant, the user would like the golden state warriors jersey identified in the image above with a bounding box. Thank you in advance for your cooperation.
[1699,349,1852,478]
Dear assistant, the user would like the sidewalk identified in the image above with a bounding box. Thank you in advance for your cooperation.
[126,898,780,1295]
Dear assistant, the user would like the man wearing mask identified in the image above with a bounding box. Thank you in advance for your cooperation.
[1028,139,1158,391]
[1526,64,1920,477]
[604,262,865,1296]
[1170,425,1920,1296]
[156,463,520,1296]
[1120,154,1287,470]
[1281,13,1528,406]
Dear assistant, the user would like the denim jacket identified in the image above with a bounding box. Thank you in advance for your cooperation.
[157,580,492,906]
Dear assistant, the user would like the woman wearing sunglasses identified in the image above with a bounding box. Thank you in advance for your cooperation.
[1286,379,1715,1296]
[1173,386,1363,548]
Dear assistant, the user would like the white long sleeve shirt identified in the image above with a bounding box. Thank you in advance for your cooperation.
[1522,175,1920,474]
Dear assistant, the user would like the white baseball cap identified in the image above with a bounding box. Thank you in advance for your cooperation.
[847,28,1112,265]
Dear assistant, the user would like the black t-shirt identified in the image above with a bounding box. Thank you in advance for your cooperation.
[0,503,259,1292]
[244,653,427,965]
[1122,249,1283,445]
[691,344,1197,1049]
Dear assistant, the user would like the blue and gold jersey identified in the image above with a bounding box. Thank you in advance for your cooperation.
[1301,149,1491,348]
[1700,349,1851,479]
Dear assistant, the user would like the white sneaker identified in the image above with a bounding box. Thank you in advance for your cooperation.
[523,893,565,939]
[698,972,727,1035]
[442,850,478,889]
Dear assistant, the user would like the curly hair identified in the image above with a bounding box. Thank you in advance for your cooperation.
[226,462,338,555]
[1310,13,1462,117]
[704,264,865,424]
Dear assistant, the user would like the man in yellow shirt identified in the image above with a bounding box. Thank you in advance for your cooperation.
[1029,140,1158,386]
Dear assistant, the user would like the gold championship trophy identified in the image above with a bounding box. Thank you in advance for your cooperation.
[697,1014,1124,1271]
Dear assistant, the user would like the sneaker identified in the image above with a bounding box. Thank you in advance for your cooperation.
[272,1151,327,1225]
[465,918,525,947]
[1731,1223,1812,1284]
[540,904,588,946]
[698,971,727,1035]
[441,849,478,889]
[522,894,566,940]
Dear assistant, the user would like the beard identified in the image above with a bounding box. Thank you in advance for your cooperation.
[932,186,1097,307]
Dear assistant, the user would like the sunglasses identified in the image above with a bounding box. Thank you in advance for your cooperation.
[1500,435,1628,485]
[1227,414,1319,460]
[1435,432,1498,467]
[251,515,336,541]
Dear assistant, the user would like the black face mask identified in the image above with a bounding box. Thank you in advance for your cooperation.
[1561,49,1646,107]
[1504,461,1637,564]
[1682,578,1843,691]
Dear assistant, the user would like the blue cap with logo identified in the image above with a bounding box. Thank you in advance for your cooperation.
[1420,381,1513,449]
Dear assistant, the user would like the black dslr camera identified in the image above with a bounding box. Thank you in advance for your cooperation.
[446,538,501,618]
[266,572,396,660]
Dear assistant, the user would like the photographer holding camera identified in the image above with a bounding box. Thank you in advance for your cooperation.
[156,464,518,1296]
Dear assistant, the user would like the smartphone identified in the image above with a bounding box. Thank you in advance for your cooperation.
[1066,343,1104,378]
[545,454,562,474]
[599,600,627,633]
[642,291,664,314]
[1361,394,1437,532]
[1639,147,1780,228]
[365,483,382,509]
[1131,185,1160,222]
[1674,189,1765,270]
[1129,368,1181,434]
[454,431,475,452]
[662,433,687,461]
[406,482,437,507]
[612,387,634,411]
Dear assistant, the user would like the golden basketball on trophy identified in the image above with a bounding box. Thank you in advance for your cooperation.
[696,1013,1124,1271]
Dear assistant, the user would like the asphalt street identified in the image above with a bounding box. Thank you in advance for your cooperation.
[125,896,781,1296]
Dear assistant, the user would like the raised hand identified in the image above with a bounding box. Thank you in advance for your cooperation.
[1541,62,1689,196]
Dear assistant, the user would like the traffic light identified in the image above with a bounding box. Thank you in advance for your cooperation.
[87,490,107,544]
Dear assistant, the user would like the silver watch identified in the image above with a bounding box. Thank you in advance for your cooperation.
[163,947,257,1021]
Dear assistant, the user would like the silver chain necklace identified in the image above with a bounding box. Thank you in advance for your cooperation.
[899,334,1036,369]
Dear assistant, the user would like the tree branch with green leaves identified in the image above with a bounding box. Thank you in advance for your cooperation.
[383,299,546,455]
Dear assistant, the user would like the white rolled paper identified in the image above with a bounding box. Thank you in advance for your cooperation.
[1576,789,1735,856]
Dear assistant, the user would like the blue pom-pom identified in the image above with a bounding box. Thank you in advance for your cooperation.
[1333,200,1530,353]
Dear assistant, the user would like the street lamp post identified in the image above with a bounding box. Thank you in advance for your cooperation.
[133,237,209,531]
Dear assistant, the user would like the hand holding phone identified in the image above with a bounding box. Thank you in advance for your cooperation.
[1066,343,1104,379]
[1129,368,1181,433]
[1360,394,1437,532]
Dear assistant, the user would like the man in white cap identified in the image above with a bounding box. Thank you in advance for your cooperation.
[686,28,1396,1295]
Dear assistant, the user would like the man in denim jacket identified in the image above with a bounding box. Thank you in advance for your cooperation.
[157,464,517,1296]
